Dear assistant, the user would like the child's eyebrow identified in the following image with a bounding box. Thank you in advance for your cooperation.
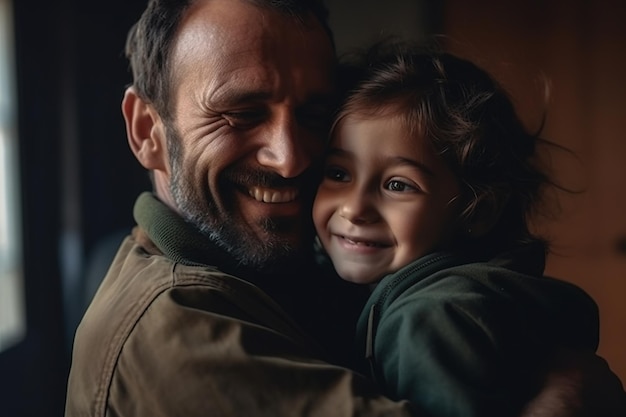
[389,156,436,178]
[326,147,436,178]
[326,147,348,156]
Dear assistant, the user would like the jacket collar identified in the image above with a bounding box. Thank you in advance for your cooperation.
[132,191,321,283]
[133,191,230,268]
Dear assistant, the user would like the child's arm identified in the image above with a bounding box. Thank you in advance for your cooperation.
[370,292,537,417]
[366,269,608,417]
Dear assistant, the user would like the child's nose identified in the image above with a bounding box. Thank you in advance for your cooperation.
[338,190,380,224]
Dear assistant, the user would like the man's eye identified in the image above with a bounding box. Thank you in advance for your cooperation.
[385,180,416,192]
[323,166,350,182]
[222,110,266,128]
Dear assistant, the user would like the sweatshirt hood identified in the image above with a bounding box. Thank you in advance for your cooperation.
[371,242,599,351]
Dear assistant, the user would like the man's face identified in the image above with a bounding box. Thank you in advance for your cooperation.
[161,0,335,268]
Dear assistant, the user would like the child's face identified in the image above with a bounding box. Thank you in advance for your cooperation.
[313,113,462,285]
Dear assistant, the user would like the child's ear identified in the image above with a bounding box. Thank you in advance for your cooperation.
[466,191,510,238]
[122,87,168,172]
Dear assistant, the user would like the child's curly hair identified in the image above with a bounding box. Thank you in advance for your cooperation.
[335,39,566,253]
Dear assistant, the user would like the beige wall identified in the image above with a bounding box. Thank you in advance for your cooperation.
[443,0,626,383]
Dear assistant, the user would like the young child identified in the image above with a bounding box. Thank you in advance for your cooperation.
[312,41,601,417]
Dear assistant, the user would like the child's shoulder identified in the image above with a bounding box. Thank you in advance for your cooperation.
[369,244,598,350]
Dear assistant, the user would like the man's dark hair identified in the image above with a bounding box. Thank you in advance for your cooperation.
[125,0,333,119]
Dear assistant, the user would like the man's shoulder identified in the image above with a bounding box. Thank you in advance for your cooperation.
[86,233,275,335]
[67,233,319,416]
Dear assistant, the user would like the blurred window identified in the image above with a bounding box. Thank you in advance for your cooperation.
[0,0,25,352]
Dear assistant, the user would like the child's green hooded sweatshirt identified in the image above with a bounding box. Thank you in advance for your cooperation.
[356,242,599,417]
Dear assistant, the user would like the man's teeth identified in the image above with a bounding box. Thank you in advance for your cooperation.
[249,187,297,203]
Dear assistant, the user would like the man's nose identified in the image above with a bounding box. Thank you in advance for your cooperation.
[256,112,320,178]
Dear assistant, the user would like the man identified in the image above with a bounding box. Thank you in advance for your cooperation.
[65,0,625,416]
[66,1,413,415]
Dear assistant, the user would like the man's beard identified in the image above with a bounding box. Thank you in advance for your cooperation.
[166,124,315,270]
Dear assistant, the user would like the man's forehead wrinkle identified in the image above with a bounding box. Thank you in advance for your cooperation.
[204,43,275,108]
[172,23,268,108]
[207,73,271,109]
[202,48,293,109]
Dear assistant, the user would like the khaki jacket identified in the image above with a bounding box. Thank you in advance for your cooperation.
[65,193,415,417]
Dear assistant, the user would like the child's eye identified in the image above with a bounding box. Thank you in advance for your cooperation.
[323,166,350,182]
[385,179,417,192]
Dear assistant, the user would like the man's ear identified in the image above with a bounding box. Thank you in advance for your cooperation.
[122,87,168,172]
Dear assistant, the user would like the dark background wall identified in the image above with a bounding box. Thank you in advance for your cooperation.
[1,1,150,416]
[1,1,625,416]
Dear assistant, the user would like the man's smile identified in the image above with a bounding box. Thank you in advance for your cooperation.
[248,186,298,203]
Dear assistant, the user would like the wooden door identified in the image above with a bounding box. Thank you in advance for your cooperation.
[443,0,626,383]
